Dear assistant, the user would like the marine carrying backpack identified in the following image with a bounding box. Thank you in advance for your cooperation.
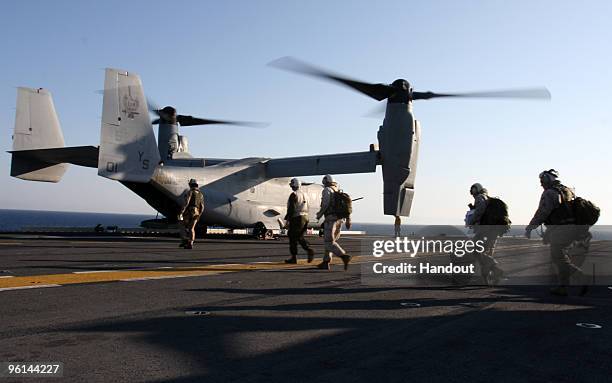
[480,197,511,235]
[332,190,353,219]
[187,189,204,216]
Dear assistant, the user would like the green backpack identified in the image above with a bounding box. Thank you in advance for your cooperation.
[187,190,204,215]
[332,190,352,219]
[571,197,600,226]
[480,197,511,235]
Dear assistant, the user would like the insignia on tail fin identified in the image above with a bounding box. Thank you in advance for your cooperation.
[98,69,160,183]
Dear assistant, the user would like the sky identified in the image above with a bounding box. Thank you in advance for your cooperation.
[0,0,611,225]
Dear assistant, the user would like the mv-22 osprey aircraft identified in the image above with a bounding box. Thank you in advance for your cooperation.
[9,58,550,237]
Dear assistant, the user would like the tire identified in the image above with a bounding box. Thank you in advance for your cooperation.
[253,222,267,239]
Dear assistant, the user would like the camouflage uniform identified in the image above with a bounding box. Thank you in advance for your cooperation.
[467,190,502,280]
[316,183,346,263]
[180,187,204,248]
[284,189,314,262]
[526,182,582,286]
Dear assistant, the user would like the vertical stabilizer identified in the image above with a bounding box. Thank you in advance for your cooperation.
[98,69,160,182]
[10,87,67,182]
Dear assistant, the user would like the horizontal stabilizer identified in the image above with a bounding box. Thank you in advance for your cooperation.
[9,146,99,168]
[266,151,379,178]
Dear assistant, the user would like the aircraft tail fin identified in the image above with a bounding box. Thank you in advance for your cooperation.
[98,68,160,182]
[10,87,67,182]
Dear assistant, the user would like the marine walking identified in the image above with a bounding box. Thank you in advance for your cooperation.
[284,178,315,264]
[316,175,352,271]
[179,179,205,249]
[525,169,598,296]
[465,183,507,285]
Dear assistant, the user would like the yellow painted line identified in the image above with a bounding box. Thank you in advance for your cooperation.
[0,257,368,290]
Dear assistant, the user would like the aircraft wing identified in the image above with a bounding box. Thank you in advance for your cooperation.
[9,146,99,168]
[266,150,379,178]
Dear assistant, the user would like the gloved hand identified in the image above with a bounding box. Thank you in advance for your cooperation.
[177,214,183,221]
[525,229,532,239]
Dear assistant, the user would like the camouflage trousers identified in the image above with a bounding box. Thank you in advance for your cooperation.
[288,215,312,256]
[546,226,586,286]
[323,216,345,262]
[472,229,499,273]
[181,214,201,245]
[550,241,584,286]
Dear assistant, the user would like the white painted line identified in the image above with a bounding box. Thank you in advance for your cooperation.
[576,323,602,329]
[120,275,193,282]
[0,276,14,279]
[73,270,117,274]
[185,310,211,316]
[0,284,60,292]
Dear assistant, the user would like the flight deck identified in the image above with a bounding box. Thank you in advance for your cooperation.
[0,235,610,382]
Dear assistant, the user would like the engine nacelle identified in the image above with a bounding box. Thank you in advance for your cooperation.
[377,102,420,217]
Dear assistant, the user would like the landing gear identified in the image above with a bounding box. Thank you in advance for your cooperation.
[253,222,275,240]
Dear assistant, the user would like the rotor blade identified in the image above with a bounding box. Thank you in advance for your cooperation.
[176,115,268,128]
[147,97,161,115]
[412,88,551,101]
[268,56,395,101]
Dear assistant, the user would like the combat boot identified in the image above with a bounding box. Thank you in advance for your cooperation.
[340,254,352,271]
[284,257,297,264]
[307,249,315,263]
[316,260,330,270]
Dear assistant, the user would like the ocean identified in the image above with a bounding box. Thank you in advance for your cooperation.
[0,209,610,240]
[0,209,156,232]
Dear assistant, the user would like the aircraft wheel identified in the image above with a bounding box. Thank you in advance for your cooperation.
[253,222,267,239]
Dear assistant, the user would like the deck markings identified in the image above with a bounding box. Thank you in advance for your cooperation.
[0,256,368,291]
[0,284,60,292]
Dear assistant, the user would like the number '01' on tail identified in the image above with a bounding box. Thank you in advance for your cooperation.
[98,69,160,183]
